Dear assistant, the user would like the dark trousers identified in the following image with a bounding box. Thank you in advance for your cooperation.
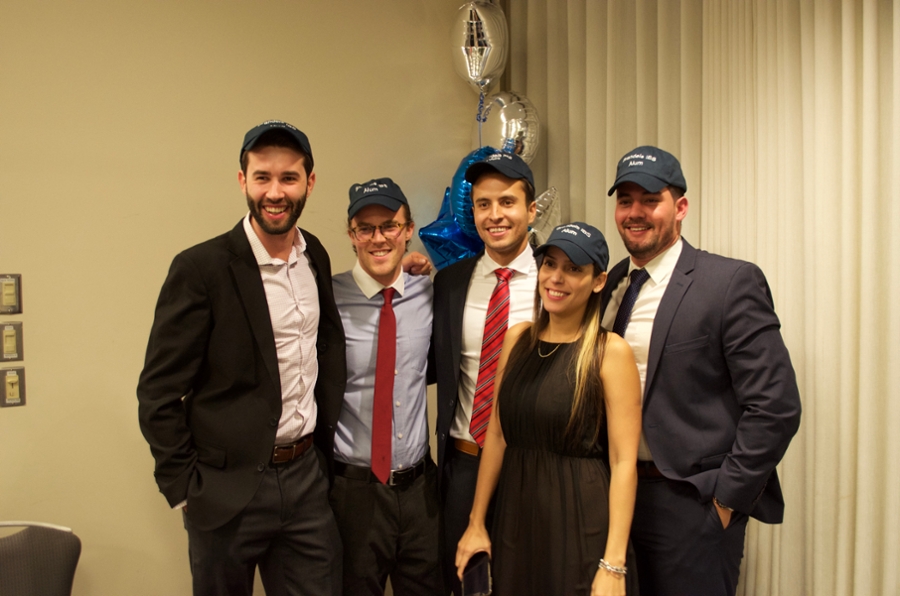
[631,477,748,596]
[329,459,443,596]
[183,447,342,596]
[441,448,495,596]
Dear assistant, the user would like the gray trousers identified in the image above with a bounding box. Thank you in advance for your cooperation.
[183,447,342,596]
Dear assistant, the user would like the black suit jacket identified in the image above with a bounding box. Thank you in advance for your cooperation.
[432,254,481,487]
[600,240,801,523]
[137,220,346,531]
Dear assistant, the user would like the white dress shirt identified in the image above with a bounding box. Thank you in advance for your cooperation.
[243,214,319,444]
[602,238,683,461]
[450,245,538,442]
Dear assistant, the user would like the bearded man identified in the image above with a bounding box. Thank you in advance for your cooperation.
[137,120,346,596]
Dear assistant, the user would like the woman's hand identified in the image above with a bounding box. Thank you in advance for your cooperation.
[455,524,492,581]
[591,567,626,596]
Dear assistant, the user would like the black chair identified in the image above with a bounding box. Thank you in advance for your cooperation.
[0,522,81,596]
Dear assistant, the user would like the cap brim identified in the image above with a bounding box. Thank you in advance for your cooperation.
[534,238,594,267]
[465,161,533,189]
[607,172,668,196]
[348,195,406,218]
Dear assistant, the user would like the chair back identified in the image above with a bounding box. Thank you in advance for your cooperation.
[0,522,81,596]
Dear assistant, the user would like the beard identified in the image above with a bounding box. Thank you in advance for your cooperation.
[246,191,306,236]
[620,218,679,262]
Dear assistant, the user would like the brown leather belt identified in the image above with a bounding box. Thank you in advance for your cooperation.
[454,438,481,457]
[271,434,314,465]
[636,460,665,478]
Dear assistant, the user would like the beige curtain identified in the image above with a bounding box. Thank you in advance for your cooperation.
[503,1,900,594]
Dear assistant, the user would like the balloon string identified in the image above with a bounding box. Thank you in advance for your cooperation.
[476,91,486,147]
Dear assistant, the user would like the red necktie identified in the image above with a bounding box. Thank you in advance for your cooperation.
[372,287,396,483]
[469,268,514,447]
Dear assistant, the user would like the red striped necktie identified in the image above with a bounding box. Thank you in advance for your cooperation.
[469,268,514,447]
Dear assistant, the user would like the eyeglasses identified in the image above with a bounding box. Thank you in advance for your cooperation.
[350,221,409,242]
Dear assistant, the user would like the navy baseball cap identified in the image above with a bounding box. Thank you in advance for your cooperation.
[533,222,610,271]
[240,120,313,169]
[348,178,409,219]
[464,152,535,190]
[607,145,687,196]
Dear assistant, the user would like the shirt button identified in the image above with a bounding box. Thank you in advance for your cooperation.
[394,369,398,375]
[397,433,403,439]
[257,464,266,472]
[395,401,401,407]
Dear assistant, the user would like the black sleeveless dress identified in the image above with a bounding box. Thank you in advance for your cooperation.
[491,340,638,595]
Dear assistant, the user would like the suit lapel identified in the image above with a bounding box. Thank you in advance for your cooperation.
[227,223,281,392]
[601,259,630,316]
[301,228,340,336]
[644,241,697,401]
[449,256,479,381]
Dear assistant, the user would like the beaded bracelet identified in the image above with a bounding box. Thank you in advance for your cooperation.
[598,559,627,576]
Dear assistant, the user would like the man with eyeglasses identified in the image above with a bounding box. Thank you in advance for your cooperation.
[329,178,443,595]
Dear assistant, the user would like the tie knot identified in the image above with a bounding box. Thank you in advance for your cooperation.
[630,268,650,288]
[381,287,395,304]
[495,268,514,284]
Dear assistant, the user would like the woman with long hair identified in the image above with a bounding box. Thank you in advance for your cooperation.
[456,222,642,595]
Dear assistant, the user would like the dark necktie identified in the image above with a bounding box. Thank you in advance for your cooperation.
[371,287,396,483]
[612,268,650,337]
[469,268,514,447]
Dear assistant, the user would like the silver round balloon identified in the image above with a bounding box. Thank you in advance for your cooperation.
[530,187,561,246]
[450,1,509,94]
[475,91,541,164]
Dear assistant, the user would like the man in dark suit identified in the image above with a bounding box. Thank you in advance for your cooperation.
[137,120,345,596]
[432,153,538,595]
[600,146,802,596]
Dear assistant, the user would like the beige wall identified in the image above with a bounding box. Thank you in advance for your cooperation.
[0,1,475,593]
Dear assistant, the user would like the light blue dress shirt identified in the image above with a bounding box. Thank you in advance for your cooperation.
[332,263,433,470]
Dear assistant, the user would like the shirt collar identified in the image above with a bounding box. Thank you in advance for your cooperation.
[478,243,535,280]
[351,261,406,299]
[242,213,306,266]
[628,237,683,285]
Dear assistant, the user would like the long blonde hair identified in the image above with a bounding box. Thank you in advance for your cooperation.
[507,265,608,448]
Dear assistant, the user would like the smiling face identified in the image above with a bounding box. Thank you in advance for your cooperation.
[538,246,606,317]
[349,204,413,286]
[471,172,536,266]
[238,145,315,239]
[614,181,688,267]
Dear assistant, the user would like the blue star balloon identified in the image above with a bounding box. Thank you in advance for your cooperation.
[420,147,500,270]
[418,187,484,270]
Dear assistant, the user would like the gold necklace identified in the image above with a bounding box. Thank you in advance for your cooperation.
[537,341,561,358]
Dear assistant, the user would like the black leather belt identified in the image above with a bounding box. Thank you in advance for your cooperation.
[334,456,429,487]
[271,434,314,465]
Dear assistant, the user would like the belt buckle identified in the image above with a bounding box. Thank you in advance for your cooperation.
[387,465,416,487]
[271,445,291,465]
[387,469,404,487]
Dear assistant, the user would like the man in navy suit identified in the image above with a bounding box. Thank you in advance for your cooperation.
[601,146,801,596]
[138,121,345,596]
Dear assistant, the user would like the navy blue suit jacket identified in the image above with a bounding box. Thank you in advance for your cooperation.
[600,240,801,523]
